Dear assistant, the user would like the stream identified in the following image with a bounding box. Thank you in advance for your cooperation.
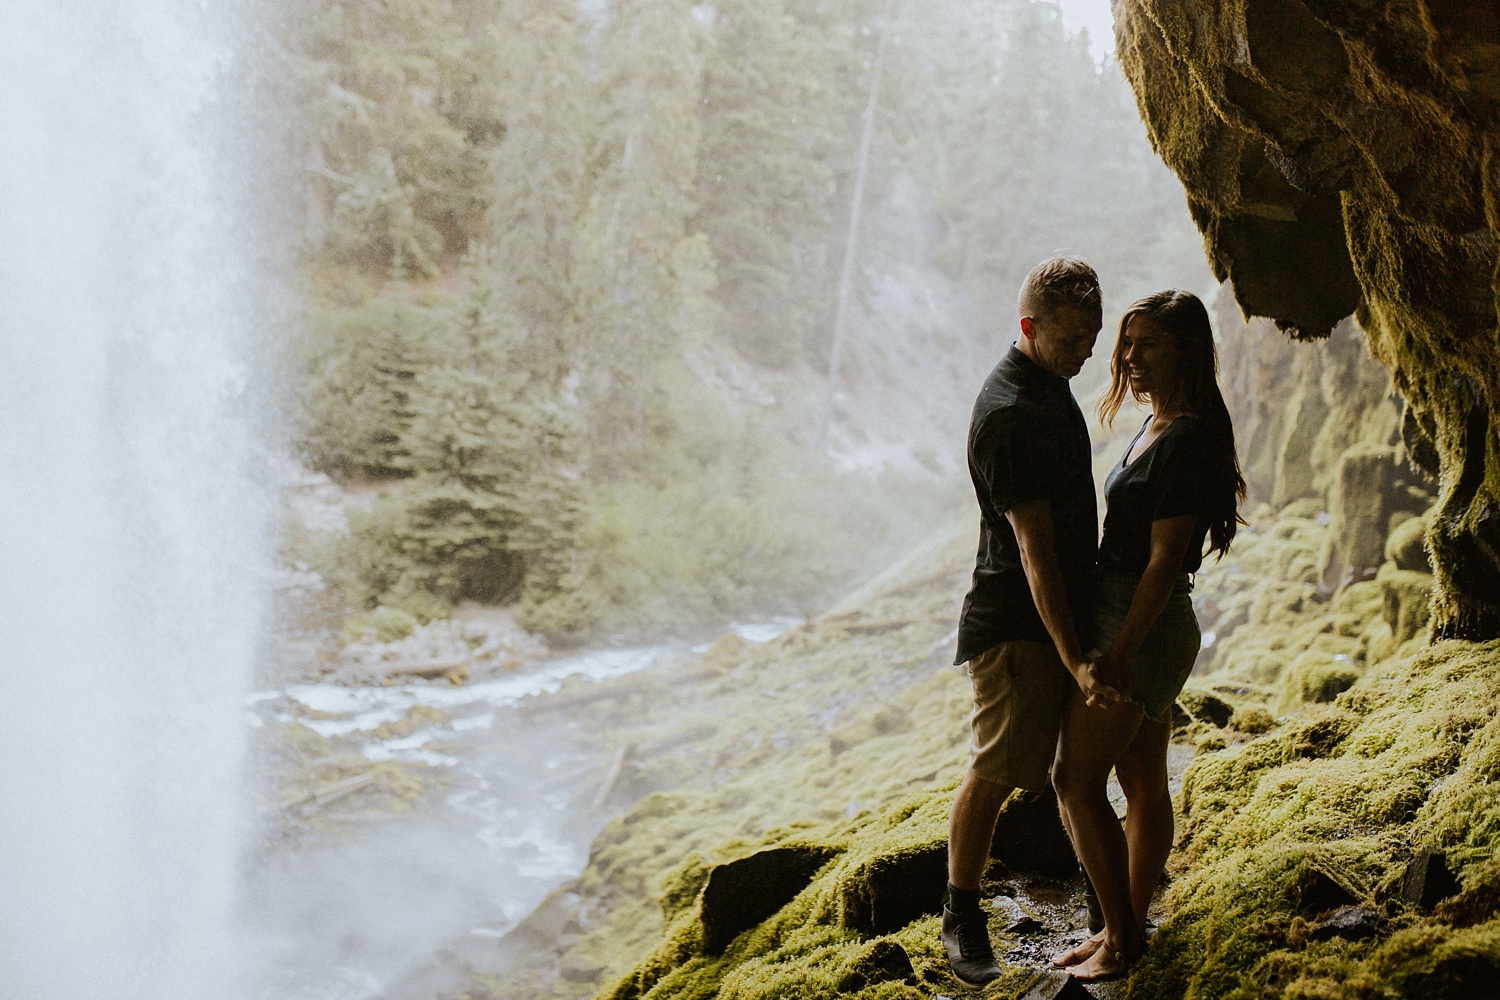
[242,622,797,1000]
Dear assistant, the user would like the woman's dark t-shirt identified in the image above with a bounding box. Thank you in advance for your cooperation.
[1098,414,1217,575]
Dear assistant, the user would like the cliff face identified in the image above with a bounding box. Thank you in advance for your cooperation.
[1114,0,1500,638]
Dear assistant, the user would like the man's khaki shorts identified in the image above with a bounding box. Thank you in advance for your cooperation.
[965,640,1071,790]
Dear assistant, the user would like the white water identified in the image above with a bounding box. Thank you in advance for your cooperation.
[0,4,266,999]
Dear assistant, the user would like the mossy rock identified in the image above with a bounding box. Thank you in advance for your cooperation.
[835,839,948,936]
[1178,688,1233,728]
[699,845,841,954]
[988,786,1079,880]
[1278,652,1361,713]
[836,938,914,991]
[1387,514,1432,573]
[1380,562,1435,644]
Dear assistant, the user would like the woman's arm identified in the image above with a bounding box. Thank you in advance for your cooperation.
[1093,513,1197,691]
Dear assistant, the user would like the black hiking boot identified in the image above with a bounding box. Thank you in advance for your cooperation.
[942,901,1003,987]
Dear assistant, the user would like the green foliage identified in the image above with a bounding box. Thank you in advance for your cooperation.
[288,0,506,276]
[294,286,435,476]
[693,0,851,368]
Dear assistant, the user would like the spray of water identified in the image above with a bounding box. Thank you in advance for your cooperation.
[0,4,266,998]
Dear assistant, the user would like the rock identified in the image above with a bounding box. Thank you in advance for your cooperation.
[1179,689,1233,729]
[836,840,947,935]
[1006,915,1045,935]
[1386,516,1431,574]
[1170,699,1192,731]
[838,939,913,991]
[1401,850,1461,911]
[1379,563,1434,645]
[700,845,839,953]
[1022,972,1096,1000]
[1231,707,1277,734]
[1308,905,1390,943]
[990,786,1081,879]
[1297,865,1360,916]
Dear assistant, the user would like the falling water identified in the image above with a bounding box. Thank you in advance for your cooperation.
[0,4,268,999]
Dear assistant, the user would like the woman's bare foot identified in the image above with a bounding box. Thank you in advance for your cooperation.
[1068,937,1142,982]
[1050,930,1105,969]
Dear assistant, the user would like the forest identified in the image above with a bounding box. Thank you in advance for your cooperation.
[280,0,1207,640]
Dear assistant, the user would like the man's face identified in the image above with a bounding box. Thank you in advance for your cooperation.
[1022,305,1100,379]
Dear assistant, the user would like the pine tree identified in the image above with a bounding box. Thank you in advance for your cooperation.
[575,0,714,474]
[480,0,590,385]
[694,0,850,368]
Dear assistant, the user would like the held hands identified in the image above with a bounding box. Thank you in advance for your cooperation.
[1071,654,1129,709]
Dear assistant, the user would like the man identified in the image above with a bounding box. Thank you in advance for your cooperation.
[942,256,1113,986]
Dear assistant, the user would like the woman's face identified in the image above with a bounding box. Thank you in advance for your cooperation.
[1121,315,1180,399]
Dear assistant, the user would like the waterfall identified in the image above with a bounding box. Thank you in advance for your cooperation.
[0,3,268,998]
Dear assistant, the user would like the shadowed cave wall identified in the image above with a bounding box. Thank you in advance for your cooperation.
[1113,0,1500,639]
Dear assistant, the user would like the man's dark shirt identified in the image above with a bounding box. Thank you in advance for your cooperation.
[954,346,1097,665]
[1098,414,1214,575]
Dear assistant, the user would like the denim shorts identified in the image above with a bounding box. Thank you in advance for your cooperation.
[1093,570,1201,723]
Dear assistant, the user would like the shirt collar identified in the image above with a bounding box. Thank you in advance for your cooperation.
[1004,343,1066,387]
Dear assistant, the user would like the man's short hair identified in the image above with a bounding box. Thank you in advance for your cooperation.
[1018,257,1101,322]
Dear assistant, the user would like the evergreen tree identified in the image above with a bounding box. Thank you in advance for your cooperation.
[694,0,850,368]
[290,0,506,277]
[480,0,590,385]
[575,0,714,474]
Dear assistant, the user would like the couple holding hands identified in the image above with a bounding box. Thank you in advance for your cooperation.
[941,257,1246,985]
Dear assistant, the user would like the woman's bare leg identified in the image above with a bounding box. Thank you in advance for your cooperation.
[1115,714,1173,932]
[1052,687,1147,979]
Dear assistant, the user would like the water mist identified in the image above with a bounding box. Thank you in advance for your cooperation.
[0,4,268,998]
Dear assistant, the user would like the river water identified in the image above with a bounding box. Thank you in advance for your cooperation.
[242,620,798,1000]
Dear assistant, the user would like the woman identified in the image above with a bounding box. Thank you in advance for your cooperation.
[1050,290,1246,981]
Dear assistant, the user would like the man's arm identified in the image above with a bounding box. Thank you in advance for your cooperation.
[1007,499,1116,704]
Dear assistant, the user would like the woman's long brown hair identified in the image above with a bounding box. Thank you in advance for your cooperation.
[1098,290,1247,559]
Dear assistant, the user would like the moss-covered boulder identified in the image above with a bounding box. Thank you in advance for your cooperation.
[1115,0,1500,640]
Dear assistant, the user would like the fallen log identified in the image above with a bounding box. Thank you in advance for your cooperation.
[590,745,634,810]
[274,772,379,813]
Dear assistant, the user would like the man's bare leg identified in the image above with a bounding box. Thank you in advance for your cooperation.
[948,768,1012,888]
[1053,689,1147,980]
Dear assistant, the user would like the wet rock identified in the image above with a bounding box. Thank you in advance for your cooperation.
[1401,849,1461,911]
[1297,865,1360,916]
[700,845,839,953]
[1309,905,1390,943]
[990,786,1080,880]
[1179,689,1233,729]
[837,841,947,935]
[838,939,913,991]
[1021,971,1095,1000]
[1006,914,1045,935]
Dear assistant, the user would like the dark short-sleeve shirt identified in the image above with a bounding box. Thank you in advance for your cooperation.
[955,346,1098,665]
[1098,414,1214,575]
